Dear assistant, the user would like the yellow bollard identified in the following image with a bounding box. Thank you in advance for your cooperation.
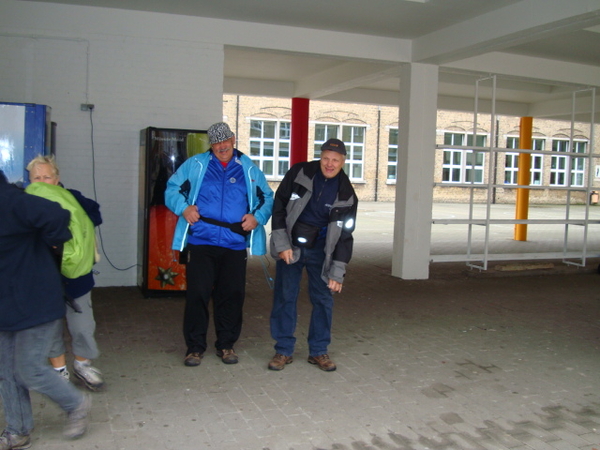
[514,117,532,241]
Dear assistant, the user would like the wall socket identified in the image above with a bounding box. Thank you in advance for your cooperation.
[80,103,95,111]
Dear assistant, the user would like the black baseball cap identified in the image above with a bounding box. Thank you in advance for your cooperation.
[321,138,347,156]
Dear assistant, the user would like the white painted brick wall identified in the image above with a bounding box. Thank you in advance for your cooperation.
[1,4,224,286]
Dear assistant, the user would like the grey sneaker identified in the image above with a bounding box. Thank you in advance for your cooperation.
[55,367,70,382]
[0,430,31,450]
[74,361,104,391]
[63,393,91,439]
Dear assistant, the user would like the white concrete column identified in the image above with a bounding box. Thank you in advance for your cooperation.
[391,63,438,280]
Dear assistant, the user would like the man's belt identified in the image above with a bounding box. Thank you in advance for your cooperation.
[198,216,251,236]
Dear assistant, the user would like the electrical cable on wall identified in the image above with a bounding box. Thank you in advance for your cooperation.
[87,107,137,271]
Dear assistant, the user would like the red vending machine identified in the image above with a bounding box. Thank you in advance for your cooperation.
[137,127,209,297]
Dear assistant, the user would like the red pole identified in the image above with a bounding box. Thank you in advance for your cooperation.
[291,97,309,166]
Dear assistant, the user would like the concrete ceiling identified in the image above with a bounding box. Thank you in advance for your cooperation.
[24,0,600,122]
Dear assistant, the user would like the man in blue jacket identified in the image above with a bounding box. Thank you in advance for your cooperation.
[166,122,273,367]
[0,170,91,448]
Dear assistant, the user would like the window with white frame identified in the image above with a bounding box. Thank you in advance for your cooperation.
[249,119,290,180]
[313,123,366,181]
[504,137,545,185]
[387,128,398,182]
[550,139,587,187]
[571,140,587,186]
[441,132,487,183]
[314,124,339,158]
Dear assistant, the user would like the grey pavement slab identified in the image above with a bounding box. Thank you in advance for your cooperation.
[3,202,600,449]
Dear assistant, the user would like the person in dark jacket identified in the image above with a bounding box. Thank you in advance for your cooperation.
[165,122,273,367]
[27,155,104,391]
[268,138,358,372]
[0,170,91,449]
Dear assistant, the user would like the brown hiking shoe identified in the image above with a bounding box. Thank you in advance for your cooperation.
[184,352,203,367]
[217,349,238,364]
[307,354,336,371]
[268,353,293,371]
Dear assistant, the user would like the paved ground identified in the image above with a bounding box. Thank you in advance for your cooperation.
[4,203,600,450]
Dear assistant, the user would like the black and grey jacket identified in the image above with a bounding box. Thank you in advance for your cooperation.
[270,160,357,284]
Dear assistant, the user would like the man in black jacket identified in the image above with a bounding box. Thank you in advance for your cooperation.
[268,139,358,372]
[0,170,91,448]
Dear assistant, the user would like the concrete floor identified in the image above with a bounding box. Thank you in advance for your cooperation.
[5,203,600,449]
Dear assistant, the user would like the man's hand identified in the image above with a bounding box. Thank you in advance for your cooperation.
[328,279,343,293]
[241,214,258,232]
[278,249,293,264]
[183,205,200,225]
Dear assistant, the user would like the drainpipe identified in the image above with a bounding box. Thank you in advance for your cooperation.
[493,119,499,204]
[235,95,240,138]
[374,106,381,202]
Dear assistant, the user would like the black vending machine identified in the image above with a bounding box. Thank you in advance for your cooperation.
[137,127,209,297]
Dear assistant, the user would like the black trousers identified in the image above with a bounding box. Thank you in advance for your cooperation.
[183,244,247,355]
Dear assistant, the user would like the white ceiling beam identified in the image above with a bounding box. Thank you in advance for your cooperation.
[445,52,600,89]
[294,62,400,99]
[413,0,600,65]
[224,77,295,98]
[528,91,599,119]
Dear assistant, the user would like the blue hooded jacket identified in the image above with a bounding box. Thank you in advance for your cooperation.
[165,150,273,255]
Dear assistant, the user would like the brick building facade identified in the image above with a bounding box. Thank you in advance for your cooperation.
[223,94,599,205]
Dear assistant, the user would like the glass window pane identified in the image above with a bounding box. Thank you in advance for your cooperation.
[443,151,451,164]
[387,166,396,180]
[278,161,289,176]
[314,146,321,159]
[342,127,352,142]
[475,169,483,183]
[315,124,326,141]
[389,129,398,146]
[388,148,397,163]
[263,142,274,157]
[279,122,290,139]
[263,160,273,176]
[279,142,289,157]
[533,139,545,150]
[352,164,362,179]
[353,146,363,160]
[326,126,339,140]
[264,121,276,138]
[250,121,262,138]
[250,142,260,156]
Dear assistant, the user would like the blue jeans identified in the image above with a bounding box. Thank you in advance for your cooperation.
[0,319,84,435]
[270,239,334,356]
